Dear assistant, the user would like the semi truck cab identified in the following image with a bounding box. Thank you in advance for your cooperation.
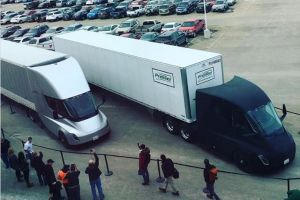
[193,76,296,171]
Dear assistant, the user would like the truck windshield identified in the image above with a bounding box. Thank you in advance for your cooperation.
[247,102,283,136]
[63,92,98,121]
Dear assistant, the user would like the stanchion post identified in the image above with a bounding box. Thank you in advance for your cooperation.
[287,178,290,193]
[156,159,164,183]
[1,128,5,139]
[60,151,65,165]
[103,154,113,176]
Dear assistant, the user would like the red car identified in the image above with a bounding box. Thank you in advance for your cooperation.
[120,32,142,39]
[179,18,205,38]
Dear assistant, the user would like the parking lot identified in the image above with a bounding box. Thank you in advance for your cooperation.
[1,0,300,199]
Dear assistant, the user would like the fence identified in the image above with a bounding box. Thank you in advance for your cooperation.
[2,128,300,199]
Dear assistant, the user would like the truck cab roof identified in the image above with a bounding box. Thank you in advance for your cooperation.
[196,76,270,112]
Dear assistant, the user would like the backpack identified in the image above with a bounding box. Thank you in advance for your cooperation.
[145,148,151,164]
[209,167,218,182]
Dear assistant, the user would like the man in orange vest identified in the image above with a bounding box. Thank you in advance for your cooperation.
[57,164,70,199]
[203,159,220,200]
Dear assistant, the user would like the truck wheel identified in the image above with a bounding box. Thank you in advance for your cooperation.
[233,152,251,172]
[179,124,193,142]
[59,132,69,146]
[163,116,178,135]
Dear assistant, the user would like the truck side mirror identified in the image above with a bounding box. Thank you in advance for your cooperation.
[280,104,287,121]
[53,111,59,119]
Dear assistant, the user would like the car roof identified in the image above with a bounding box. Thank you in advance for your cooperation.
[159,30,177,36]
[165,22,177,25]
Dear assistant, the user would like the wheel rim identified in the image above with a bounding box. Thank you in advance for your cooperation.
[180,128,190,140]
[166,120,174,132]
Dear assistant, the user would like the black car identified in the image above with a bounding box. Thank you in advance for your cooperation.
[140,32,159,42]
[24,1,39,9]
[7,28,29,39]
[155,30,187,46]
[38,0,55,8]
[110,6,127,18]
[72,4,82,12]
[0,25,21,38]
[73,9,89,20]
[98,3,117,19]
[158,3,176,15]
[23,24,49,37]
[196,1,212,13]
[193,77,296,172]
[63,8,76,20]
[176,1,195,14]
[31,10,48,22]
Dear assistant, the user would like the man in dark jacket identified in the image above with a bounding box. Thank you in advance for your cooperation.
[85,149,104,200]
[44,159,56,192]
[31,151,46,186]
[203,159,220,200]
[1,137,10,168]
[159,154,179,196]
[8,148,22,182]
[138,143,151,185]
[18,151,34,188]
[65,163,81,200]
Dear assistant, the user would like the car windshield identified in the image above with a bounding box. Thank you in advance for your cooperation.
[159,5,168,9]
[98,26,111,31]
[28,28,38,33]
[141,33,156,40]
[46,28,56,33]
[216,0,224,4]
[115,8,124,12]
[156,36,171,42]
[91,8,100,12]
[182,21,195,27]
[119,2,128,6]
[65,26,76,31]
[63,92,98,121]
[29,39,37,44]
[119,22,131,28]
[247,102,283,136]
[163,24,174,28]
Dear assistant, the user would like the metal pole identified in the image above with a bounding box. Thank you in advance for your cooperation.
[156,159,164,183]
[60,151,65,165]
[103,154,113,176]
[287,179,290,193]
[203,0,208,30]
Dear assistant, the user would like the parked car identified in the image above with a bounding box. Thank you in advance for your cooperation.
[42,26,64,37]
[62,23,82,33]
[66,0,76,6]
[155,30,187,46]
[79,25,98,31]
[179,18,204,37]
[0,25,21,38]
[76,0,86,5]
[12,36,33,43]
[140,31,159,42]
[31,10,48,22]
[97,24,118,34]
[7,28,29,40]
[1,13,18,24]
[110,6,127,18]
[136,19,163,32]
[158,3,176,15]
[126,5,145,17]
[73,9,89,20]
[212,0,228,12]
[174,0,182,7]
[120,32,141,39]
[72,4,82,12]
[98,3,117,19]
[10,14,32,23]
[46,11,63,21]
[115,18,139,35]
[23,24,49,37]
[161,22,181,32]
[87,7,102,19]
[24,1,39,9]
[145,1,159,15]
[38,0,56,8]
[176,1,195,14]
[62,8,76,20]
[28,36,52,48]
[56,0,68,7]
[227,0,236,6]
[196,0,213,13]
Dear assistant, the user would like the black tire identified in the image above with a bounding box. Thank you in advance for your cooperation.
[233,151,251,172]
[163,116,178,135]
[179,123,193,142]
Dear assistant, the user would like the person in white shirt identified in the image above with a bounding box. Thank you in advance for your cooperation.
[24,137,34,160]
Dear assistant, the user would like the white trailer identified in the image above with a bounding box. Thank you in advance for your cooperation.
[53,31,223,134]
[1,40,110,145]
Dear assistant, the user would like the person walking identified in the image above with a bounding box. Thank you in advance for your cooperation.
[138,143,151,185]
[23,137,34,160]
[159,154,179,196]
[57,164,70,199]
[8,148,23,182]
[31,151,47,186]
[44,159,56,192]
[203,159,220,200]
[65,163,81,200]
[1,137,11,168]
[18,151,34,188]
[49,180,63,200]
[85,149,104,200]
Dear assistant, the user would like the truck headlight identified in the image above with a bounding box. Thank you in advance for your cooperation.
[258,155,270,166]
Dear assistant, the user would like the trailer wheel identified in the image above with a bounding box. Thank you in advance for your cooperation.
[163,116,178,135]
[179,124,193,142]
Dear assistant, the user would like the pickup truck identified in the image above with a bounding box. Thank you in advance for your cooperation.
[179,18,205,37]
[135,20,163,33]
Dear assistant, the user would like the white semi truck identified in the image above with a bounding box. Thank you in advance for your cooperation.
[1,40,110,145]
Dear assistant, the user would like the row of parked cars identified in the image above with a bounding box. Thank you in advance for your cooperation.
[1,0,237,25]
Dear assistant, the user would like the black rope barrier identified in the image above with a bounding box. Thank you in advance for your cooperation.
[275,106,300,116]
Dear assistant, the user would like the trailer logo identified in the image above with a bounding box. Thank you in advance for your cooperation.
[195,67,215,85]
[152,69,174,87]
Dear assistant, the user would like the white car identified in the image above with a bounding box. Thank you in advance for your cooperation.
[161,22,181,32]
[227,0,236,6]
[28,36,54,50]
[115,19,140,35]
[97,24,118,34]
[10,14,31,24]
[12,36,33,44]
[46,11,63,22]
[1,13,18,25]
[41,26,65,37]
[212,0,229,12]
[126,5,145,17]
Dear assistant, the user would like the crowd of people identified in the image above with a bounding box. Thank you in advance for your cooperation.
[1,136,224,200]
